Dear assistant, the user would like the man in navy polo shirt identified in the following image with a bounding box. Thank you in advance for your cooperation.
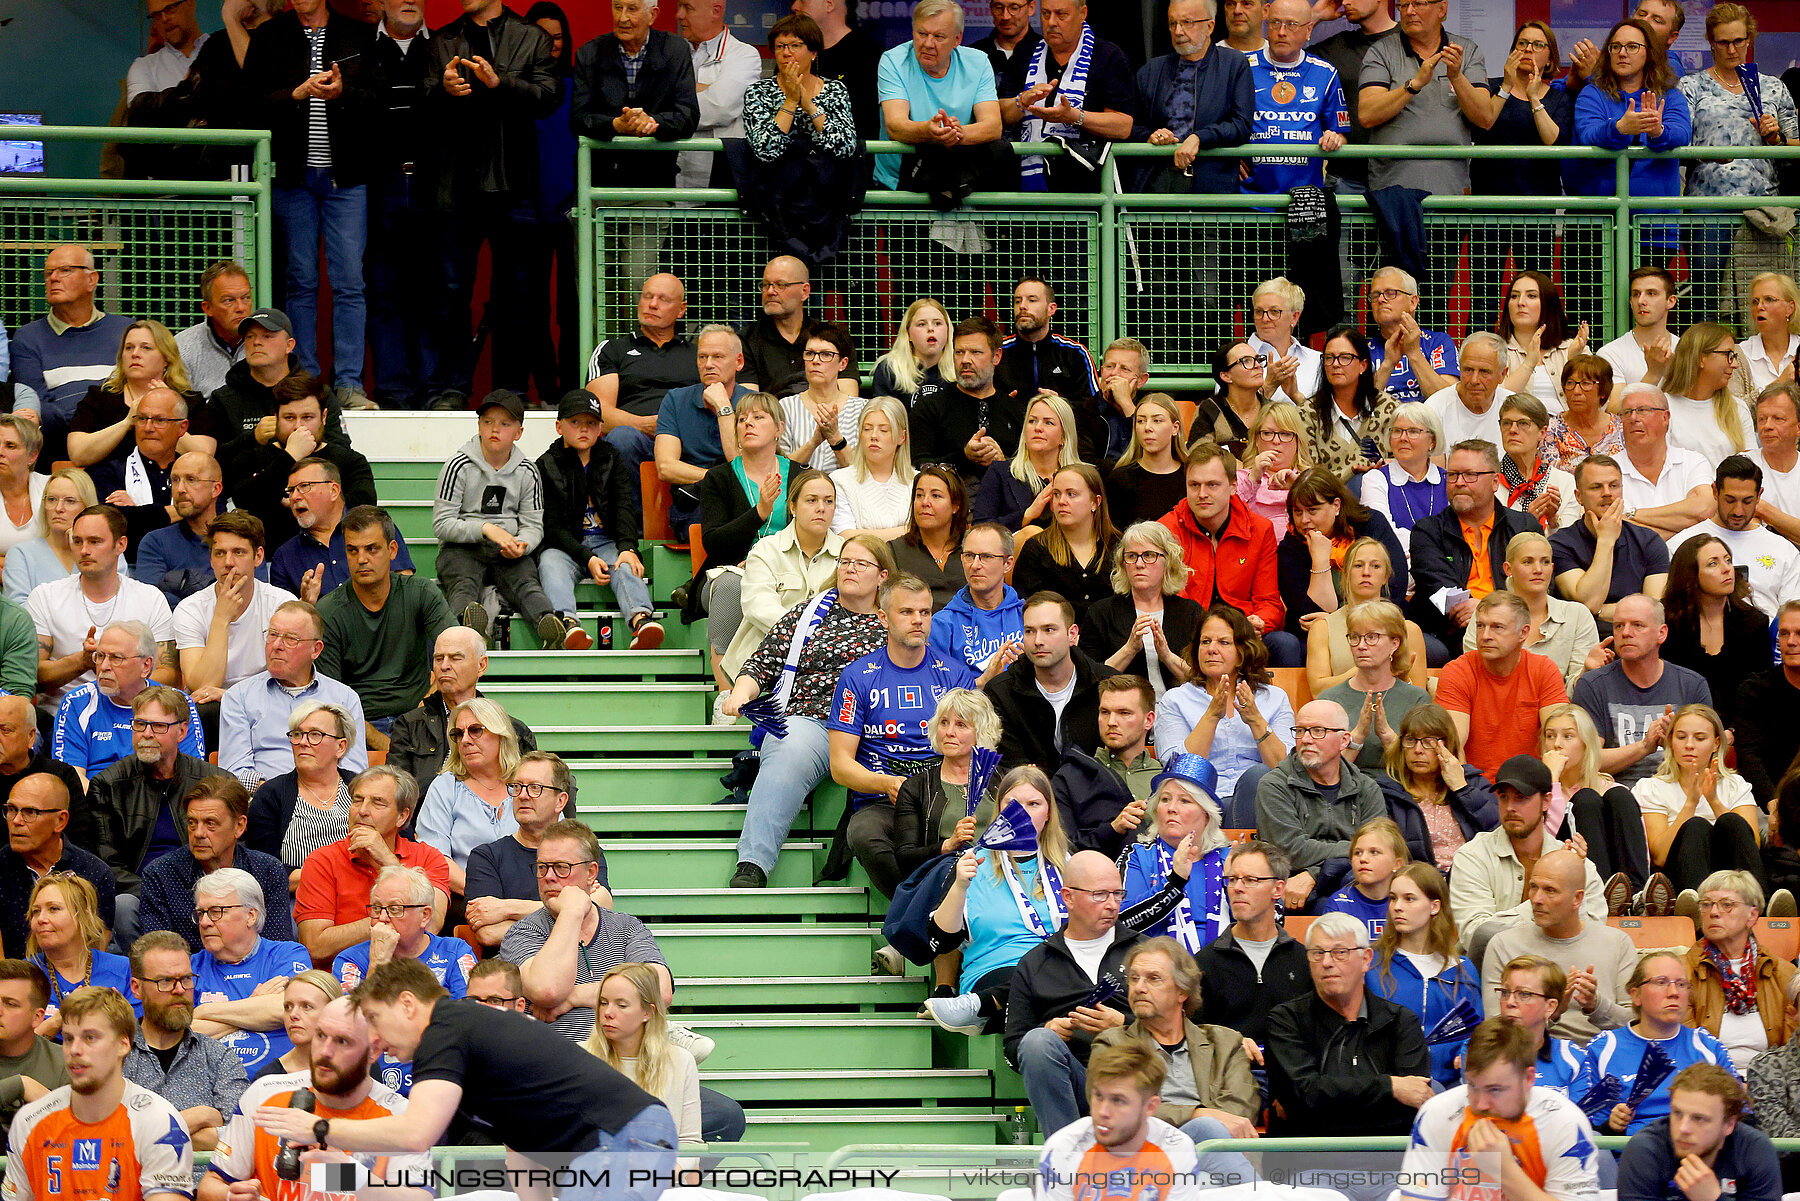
[464,751,608,949]
[1551,455,1672,635]
[266,461,415,600]
[654,325,755,533]
[584,274,698,507]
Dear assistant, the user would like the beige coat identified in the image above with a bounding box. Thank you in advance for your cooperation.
[1096,1016,1259,1124]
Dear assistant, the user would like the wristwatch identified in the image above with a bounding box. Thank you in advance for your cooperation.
[313,1118,331,1150]
[1403,79,1423,95]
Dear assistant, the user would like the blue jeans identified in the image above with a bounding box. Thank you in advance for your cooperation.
[1225,764,1271,829]
[697,1087,745,1143]
[607,427,655,513]
[735,717,831,872]
[272,167,367,391]
[1178,1116,1257,1186]
[1018,1025,1086,1137]
[1263,630,1304,668]
[541,535,651,620]
[565,1103,677,1201]
[365,169,437,405]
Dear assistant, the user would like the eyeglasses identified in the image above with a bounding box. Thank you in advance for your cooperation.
[471,993,520,1008]
[193,904,245,923]
[283,480,332,499]
[1706,347,1741,363]
[1169,17,1211,28]
[130,718,180,735]
[1294,725,1346,739]
[4,804,61,821]
[1369,288,1415,302]
[1306,947,1365,961]
[138,973,196,993]
[286,729,340,746]
[366,902,430,919]
[761,280,805,292]
[1639,977,1691,992]
[1607,41,1648,53]
[1266,17,1309,30]
[1256,430,1298,444]
[135,415,184,428]
[1346,632,1392,645]
[506,781,565,799]
[838,558,882,573]
[93,651,146,668]
[451,723,490,741]
[1494,987,1550,1003]
[1699,899,1745,914]
[265,628,317,647]
[1121,551,1165,566]
[1066,888,1128,903]
[1224,874,1279,886]
[1445,471,1496,483]
[170,473,219,488]
[1401,736,1440,749]
[1710,36,1749,51]
[1322,353,1362,366]
[1621,405,1669,418]
[1252,307,1288,320]
[1514,39,1549,51]
[1499,417,1539,431]
[536,860,596,878]
[1126,970,1170,985]
[1229,354,1270,370]
[801,349,841,361]
[42,265,93,280]
[147,0,192,17]
[960,551,1007,565]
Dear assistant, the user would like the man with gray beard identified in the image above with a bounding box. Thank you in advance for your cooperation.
[89,685,230,947]
[52,621,205,786]
[124,931,248,1153]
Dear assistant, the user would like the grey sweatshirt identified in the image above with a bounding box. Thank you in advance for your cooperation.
[433,436,546,551]
[1482,920,1638,1047]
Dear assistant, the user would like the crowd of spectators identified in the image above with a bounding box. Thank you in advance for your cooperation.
[8,0,1800,1192]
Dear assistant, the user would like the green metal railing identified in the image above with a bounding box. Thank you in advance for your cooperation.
[577,137,1800,387]
[0,126,273,337]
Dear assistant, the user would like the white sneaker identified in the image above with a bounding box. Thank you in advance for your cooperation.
[711,693,734,725]
[924,993,985,1036]
[667,1024,715,1064]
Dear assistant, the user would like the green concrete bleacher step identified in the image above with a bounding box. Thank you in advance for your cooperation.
[502,611,707,652]
[484,649,708,681]
[675,1016,930,1070]
[655,926,878,977]
[568,760,736,804]
[674,975,925,1009]
[739,1110,1007,1149]
[701,1069,992,1104]
[535,725,748,756]
[603,841,822,889]
[616,887,869,918]
[476,682,712,725]
[587,804,747,835]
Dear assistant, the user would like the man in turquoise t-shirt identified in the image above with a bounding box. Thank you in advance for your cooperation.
[874,0,1004,188]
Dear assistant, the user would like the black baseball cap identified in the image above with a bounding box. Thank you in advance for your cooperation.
[557,390,603,421]
[240,308,292,336]
[1494,755,1553,796]
[476,390,526,422]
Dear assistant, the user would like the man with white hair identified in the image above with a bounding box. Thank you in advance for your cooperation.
[874,0,1005,190]
[1253,698,1384,913]
[53,622,204,784]
[1264,911,1432,1135]
[218,599,368,791]
[387,626,538,796]
[1366,267,1459,407]
[571,0,700,190]
[89,684,231,947]
[188,867,313,1076]
[674,0,761,191]
[1425,333,1511,447]
[1612,384,1715,538]
[655,325,756,533]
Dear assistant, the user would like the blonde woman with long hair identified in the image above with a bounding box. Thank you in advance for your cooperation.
[584,963,703,1161]
[1379,702,1497,875]
[830,396,916,540]
[415,696,523,899]
[972,391,1081,539]
[1236,400,1313,540]
[1106,393,1188,528]
[4,466,98,603]
[26,872,136,1037]
[68,318,207,468]
[1732,272,1800,396]
[870,298,952,408]
[1633,703,1762,903]
[1365,862,1481,1087]
[1540,702,1652,916]
[1660,322,1751,463]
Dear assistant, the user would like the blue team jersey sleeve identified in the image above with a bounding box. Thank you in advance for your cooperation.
[827,658,871,736]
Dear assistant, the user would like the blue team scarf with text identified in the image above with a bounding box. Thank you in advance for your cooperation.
[1020,24,1095,190]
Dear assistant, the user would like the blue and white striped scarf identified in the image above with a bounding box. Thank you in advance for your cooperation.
[1020,24,1095,191]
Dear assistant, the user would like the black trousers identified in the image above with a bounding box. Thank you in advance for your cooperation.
[1664,810,1763,893]
[1570,785,1652,892]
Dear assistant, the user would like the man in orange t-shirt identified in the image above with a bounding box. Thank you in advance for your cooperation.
[1436,592,1568,778]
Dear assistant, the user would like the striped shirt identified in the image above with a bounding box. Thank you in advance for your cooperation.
[304,27,330,167]
[279,781,353,868]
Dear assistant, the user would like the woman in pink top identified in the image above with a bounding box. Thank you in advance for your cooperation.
[1236,401,1313,541]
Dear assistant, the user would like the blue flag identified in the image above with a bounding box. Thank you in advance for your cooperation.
[737,695,788,740]
[1577,1075,1621,1126]
[1738,64,1765,124]
[976,799,1041,854]
[1423,998,1482,1046]
[1626,1041,1678,1109]
[1081,973,1124,1011]
[965,747,1002,818]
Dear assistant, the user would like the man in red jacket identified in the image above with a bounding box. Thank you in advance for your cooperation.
[1159,443,1291,662]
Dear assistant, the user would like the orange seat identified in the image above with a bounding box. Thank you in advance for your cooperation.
[640,461,690,548]
[1284,914,1316,941]
[368,748,386,767]
[1270,667,1312,714]
[52,461,73,473]
[453,923,479,948]
[1756,918,1798,963]
[1221,828,1255,845]
[689,523,705,581]
[1175,400,1197,439]
[1607,915,1696,949]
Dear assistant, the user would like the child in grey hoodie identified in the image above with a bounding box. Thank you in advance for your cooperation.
[432,390,570,648]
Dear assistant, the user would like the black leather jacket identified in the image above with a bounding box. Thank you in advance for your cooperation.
[89,753,231,894]
[428,9,561,199]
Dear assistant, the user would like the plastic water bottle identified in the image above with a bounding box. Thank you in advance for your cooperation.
[1007,1106,1032,1145]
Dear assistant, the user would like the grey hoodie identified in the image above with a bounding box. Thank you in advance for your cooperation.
[432,436,546,551]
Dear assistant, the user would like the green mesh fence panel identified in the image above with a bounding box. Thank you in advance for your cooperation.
[1630,212,1800,330]
[0,196,256,336]
[588,205,1100,373]
[1115,208,1618,378]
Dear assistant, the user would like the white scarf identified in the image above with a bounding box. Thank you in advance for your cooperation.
[122,448,158,506]
[1020,24,1096,190]
[772,588,837,711]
